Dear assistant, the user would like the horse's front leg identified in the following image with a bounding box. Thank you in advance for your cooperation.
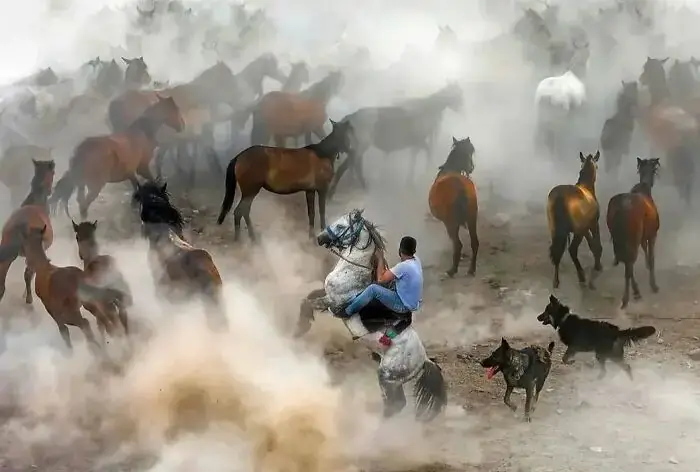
[296,288,328,337]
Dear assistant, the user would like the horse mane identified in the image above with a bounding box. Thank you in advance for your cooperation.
[353,209,386,252]
[300,72,340,100]
[137,181,185,235]
[438,140,474,175]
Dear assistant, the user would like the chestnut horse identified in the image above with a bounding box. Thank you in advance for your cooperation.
[638,56,700,205]
[10,225,123,353]
[134,180,228,331]
[0,145,52,208]
[428,137,478,277]
[217,119,355,241]
[250,71,344,147]
[49,95,184,219]
[72,220,132,340]
[0,159,55,305]
[547,151,603,289]
[606,158,660,309]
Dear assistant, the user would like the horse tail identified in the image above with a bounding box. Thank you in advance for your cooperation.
[452,177,470,228]
[217,158,238,224]
[609,195,631,266]
[49,168,76,219]
[250,108,269,146]
[548,193,571,264]
[414,357,448,422]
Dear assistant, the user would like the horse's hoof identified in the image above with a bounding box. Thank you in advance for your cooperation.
[633,293,642,301]
[651,284,659,293]
[445,270,456,278]
[587,282,596,291]
[467,270,476,277]
[621,300,628,310]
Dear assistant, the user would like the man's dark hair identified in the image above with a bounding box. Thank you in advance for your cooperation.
[399,236,417,256]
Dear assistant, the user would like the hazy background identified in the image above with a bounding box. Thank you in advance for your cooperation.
[0,0,699,471]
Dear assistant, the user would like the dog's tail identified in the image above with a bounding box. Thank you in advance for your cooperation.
[548,193,571,264]
[617,326,656,346]
[414,357,448,422]
[547,341,555,353]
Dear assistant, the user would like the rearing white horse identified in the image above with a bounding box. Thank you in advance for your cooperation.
[297,209,447,421]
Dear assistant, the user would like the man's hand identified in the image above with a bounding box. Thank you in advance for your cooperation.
[375,251,395,284]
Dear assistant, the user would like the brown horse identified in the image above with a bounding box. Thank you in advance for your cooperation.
[428,137,478,277]
[122,56,152,89]
[72,220,132,339]
[638,56,700,205]
[0,159,55,305]
[606,158,660,308]
[10,225,123,353]
[0,145,52,208]
[250,71,344,146]
[217,119,354,241]
[134,180,228,331]
[547,151,603,289]
[49,95,184,219]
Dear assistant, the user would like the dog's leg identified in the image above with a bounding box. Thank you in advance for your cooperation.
[613,357,634,380]
[596,353,607,379]
[523,385,534,422]
[562,347,576,364]
[503,385,517,412]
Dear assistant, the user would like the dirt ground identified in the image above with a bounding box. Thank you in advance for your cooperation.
[0,169,699,472]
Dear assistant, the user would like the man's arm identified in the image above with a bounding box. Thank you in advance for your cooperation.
[376,252,396,284]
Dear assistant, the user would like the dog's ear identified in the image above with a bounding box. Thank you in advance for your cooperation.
[549,294,558,303]
[501,337,509,348]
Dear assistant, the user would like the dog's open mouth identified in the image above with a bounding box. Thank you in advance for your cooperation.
[485,366,500,379]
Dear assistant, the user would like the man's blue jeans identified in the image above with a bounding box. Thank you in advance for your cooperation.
[345,284,409,316]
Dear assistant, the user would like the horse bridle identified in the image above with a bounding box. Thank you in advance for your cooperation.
[324,214,374,270]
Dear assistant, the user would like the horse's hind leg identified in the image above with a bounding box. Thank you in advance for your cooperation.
[318,188,328,229]
[645,236,659,293]
[23,265,34,304]
[237,195,258,242]
[445,222,462,278]
[568,234,586,285]
[0,257,17,303]
[80,182,105,220]
[305,190,316,239]
[379,376,407,418]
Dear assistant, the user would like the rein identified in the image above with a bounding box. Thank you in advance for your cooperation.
[325,216,377,271]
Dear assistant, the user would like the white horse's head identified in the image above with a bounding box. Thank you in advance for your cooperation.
[316,208,381,252]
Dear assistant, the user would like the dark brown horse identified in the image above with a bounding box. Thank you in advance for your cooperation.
[250,71,344,147]
[329,82,463,197]
[217,119,354,241]
[49,95,184,219]
[122,56,152,89]
[428,137,478,277]
[8,225,123,353]
[0,159,55,305]
[547,151,603,289]
[639,56,700,205]
[134,180,228,331]
[600,81,638,177]
[72,220,132,339]
[606,158,660,308]
[0,145,52,208]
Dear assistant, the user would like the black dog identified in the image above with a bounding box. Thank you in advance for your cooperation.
[537,294,656,379]
[480,337,555,422]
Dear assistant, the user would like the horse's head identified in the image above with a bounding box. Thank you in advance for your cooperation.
[256,53,285,83]
[618,80,639,108]
[440,137,474,175]
[289,62,310,86]
[87,56,105,70]
[324,70,345,95]
[640,56,668,88]
[152,94,185,132]
[35,68,58,87]
[122,56,151,87]
[31,158,55,194]
[134,180,185,241]
[637,157,660,188]
[326,119,355,156]
[317,208,384,254]
[72,219,98,261]
[578,150,600,185]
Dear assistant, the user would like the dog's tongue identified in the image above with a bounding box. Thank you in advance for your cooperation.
[485,367,497,380]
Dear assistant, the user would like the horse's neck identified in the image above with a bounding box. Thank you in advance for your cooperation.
[79,241,99,264]
[304,81,334,104]
[128,114,161,142]
[631,181,652,196]
[21,187,49,208]
[648,80,670,105]
[576,178,596,195]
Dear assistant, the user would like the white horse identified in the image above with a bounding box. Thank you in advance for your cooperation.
[535,70,587,159]
[297,209,447,421]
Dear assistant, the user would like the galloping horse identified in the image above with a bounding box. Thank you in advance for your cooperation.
[72,220,132,339]
[134,180,228,331]
[217,119,354,241]
[428,137,479,277]
[8,225,123,353]
[547,151,603,289]
[0,145,52,208]
[0,159,54,305]
[638,56,700,205]
[600,81,638,176]
[606,158,660,308]
[297,209,447,421]
[328,82,463,197]
[249,71,344,147]
[49,95,184,219]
